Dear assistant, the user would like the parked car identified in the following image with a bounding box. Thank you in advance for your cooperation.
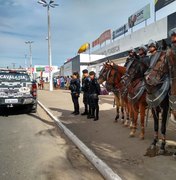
[0,69,37,113]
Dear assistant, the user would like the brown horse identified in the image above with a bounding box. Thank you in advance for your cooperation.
[167,47,176,120]
[98,62,131,124]
[123,58,148,139]
[145,50,170,153]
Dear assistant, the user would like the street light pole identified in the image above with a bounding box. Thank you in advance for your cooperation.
[38,0,58,91]
[25,41,34,68]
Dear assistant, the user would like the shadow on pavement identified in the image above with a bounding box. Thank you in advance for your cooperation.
[28,113,55,126]
[0,106,28,116]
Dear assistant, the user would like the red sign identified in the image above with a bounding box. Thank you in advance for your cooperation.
[92,29,111,48]
[99,29,111,44]
[92,38,100,48]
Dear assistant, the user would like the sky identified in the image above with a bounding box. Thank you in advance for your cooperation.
[0,0,176,68]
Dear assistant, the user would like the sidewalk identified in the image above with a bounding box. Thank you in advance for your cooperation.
[38,88,176,180]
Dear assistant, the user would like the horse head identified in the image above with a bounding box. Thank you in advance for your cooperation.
[145,51,168,86]
[98,61,112,84]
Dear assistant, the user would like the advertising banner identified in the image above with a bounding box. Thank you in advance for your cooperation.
[167,12,176,37]
[92,29,111,47]
[112,24,129,40]
[128,4,150,28]
[155,0,175,12]
[92,38,100,48]
[99,29,111,44]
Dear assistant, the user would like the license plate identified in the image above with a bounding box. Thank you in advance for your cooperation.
[5,99,18,104]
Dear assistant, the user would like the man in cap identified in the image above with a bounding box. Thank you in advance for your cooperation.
[87,71,101,121]
[81,69,90,115]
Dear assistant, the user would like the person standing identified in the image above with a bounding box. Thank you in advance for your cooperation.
[81,69,90,115]
[88,71,100,121]
[69,72,80,115]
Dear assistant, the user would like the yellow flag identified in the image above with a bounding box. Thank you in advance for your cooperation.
[78,43,90,54]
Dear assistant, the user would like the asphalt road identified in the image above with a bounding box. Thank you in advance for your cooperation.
[0,106,103,180]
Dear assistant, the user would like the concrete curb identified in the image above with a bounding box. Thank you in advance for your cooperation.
[38,100,122,180]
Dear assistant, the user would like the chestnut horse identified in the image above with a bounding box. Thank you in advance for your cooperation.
[145,50,170,153]
[98,62,131,124]
[167,47,176,120]
[124,58,148,139]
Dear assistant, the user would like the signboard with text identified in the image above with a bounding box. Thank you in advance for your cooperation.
[128,4,150,28]
[113,24,129,40]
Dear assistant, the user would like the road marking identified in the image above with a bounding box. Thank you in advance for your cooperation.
[38,100,122,180]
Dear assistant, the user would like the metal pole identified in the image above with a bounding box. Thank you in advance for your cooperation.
[29,43,32,68]
[47,5,53,91]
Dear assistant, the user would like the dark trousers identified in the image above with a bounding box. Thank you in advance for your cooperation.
[89,95,99,118]
[71,94,79,113]
[83,93,89,113]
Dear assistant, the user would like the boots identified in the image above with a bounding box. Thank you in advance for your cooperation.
[87,108,95,119]
[94,107,99,121]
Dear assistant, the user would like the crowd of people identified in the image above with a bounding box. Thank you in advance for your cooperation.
[53,76,71,89]
[69,70,101,121]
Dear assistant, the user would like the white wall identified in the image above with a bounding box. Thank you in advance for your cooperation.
[80,54,105,63]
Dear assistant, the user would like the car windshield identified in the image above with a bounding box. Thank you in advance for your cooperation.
[0,72,30,82]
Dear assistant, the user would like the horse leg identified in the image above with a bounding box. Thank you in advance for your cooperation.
[129,103,134,129]
[129,104,138,137]
[139,102,146,140]
[114,106,120,123]
[159,103,169,154]
[124,100,130,127]
[121,106,125,124]
[150,108,159,149]
[114,95,120,122]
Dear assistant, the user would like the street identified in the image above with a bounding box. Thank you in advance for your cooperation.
[0,106,103,180]
[38,88,176,180]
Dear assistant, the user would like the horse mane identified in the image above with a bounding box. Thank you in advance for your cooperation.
[112,62,126,74]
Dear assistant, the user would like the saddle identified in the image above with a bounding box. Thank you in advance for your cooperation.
[146,77,170,108]
[128,79,145,104]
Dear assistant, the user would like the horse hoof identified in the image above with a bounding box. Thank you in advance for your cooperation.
[139,134,144,140]
[158,149,165,155]
[150,145,156,150]
[129,131,135,137]
[173,152,176,159]
[113,120,118,123]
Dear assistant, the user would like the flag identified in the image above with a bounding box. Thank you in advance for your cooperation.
[77,43,90,54]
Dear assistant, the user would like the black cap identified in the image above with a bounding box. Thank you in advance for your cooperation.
[82,69,88,74]
[89,71,96,76]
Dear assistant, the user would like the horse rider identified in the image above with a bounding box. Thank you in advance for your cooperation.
[138,45,150,66]
[124,47,139,69]
[81,69,90,116]
[87,71,101,121]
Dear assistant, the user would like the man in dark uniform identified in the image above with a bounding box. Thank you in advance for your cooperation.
[69,72,80,115]
[124,48,138,69]
[138,44,150,72]
[87,71,101,121]
[81,69,90,115]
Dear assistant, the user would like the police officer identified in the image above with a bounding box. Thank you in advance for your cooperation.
[147,40,159,61]
[124,47,139,68]
[88,71,101,121]
[69,72,80,115]
[81,69,90,115]
[138,44,150,70]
